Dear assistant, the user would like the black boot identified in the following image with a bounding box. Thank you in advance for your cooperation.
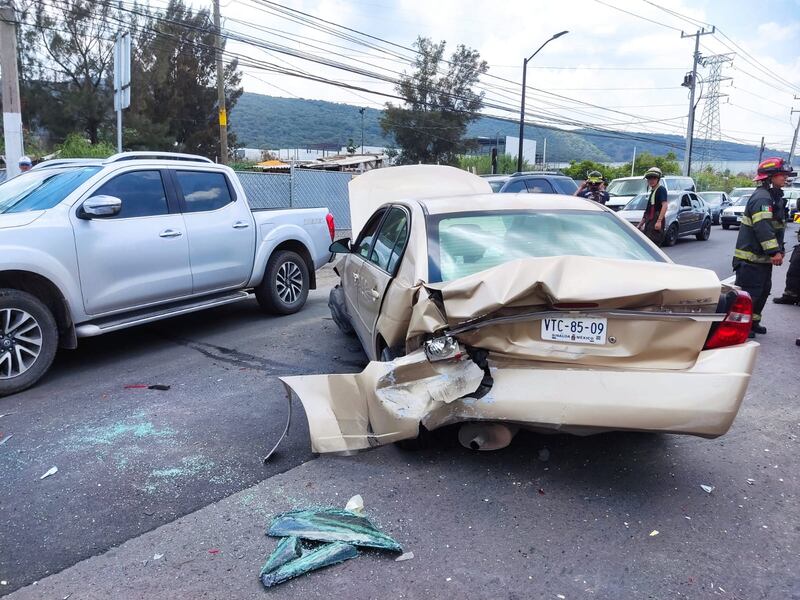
[752,323,767,335]
[773,294,800,305]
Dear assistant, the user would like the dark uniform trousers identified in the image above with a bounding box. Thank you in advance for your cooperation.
[735,262,772,322]
[785,244,800,296]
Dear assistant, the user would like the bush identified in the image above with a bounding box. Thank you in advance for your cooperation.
[57,134,115,158]
[458,154,531,174]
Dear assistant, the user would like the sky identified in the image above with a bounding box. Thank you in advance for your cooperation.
[208,0,800,152]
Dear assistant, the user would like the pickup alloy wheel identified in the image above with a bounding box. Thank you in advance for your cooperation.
[256,250,310,315]
[0,289,58,397]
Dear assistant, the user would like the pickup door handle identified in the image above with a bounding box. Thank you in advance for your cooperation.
[159,229,183,238]
[232,221,250,229]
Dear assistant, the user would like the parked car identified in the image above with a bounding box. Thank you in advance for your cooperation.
[699,191,730,225]
[484,172,578,195]
[730,187,756,200]
[605,175,696,211]
[720,194,752,229]
[783,188,799,219]
[300,166,757,454]
[615,191,712,246]
[0,152,334,396]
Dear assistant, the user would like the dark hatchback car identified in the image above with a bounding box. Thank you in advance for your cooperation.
[484,172,579,195]
[699,191,730,225]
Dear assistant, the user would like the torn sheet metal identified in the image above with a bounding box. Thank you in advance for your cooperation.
[260,542,358,588]
[268,508,403,552]
[280,351,484,453]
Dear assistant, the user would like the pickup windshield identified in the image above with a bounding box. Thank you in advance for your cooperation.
[0,167,101,214]
[607,179,648,197]
[427,210,664,283]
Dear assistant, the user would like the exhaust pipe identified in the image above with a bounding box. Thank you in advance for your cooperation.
[458,423,519,451]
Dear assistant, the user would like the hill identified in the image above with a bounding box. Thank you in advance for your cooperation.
[229,92,775,162]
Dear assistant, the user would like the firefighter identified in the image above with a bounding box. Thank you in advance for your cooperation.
[732,157,795,337]
[575,170,609,204]
[773,228,800,305]
[637,167,668,245]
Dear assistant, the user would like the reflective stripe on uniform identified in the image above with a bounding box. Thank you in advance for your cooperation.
[751,211,773,223]
[733,248,772,263]
[760,238,779,250]
[740,215,752,226]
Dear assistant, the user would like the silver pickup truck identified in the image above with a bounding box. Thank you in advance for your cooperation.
[0,152,334,396]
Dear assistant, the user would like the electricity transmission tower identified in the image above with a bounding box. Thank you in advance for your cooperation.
[694,53,734,171]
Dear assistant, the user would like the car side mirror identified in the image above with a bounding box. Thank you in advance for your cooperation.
[79,195,122,219]
[329,238,351,253]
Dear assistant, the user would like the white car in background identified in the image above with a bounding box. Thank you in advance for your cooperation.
[720,194,751,229]
[605,175,697,211]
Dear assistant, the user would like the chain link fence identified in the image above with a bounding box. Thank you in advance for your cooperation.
[236,169,354,230]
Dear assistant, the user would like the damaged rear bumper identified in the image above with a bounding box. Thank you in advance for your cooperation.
[281,341,759,454]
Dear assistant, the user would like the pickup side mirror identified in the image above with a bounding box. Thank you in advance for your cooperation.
[329,238,351,253]
[79,195,122,219]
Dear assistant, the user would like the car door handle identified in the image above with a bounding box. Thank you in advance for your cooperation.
[368,288,380,300]
[352,272,360,282]
[159,229,182,238]
[232,221,250,229]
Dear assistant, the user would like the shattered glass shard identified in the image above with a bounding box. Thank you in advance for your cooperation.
[268,508,403,552]
[260,536,303,577]
[260,541,358,588]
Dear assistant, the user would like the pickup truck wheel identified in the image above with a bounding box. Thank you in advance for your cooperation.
[256,250,310,315]
[0,289,58,397]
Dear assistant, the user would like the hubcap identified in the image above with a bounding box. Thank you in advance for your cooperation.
[276,261,303,304]
[0,308,43,380]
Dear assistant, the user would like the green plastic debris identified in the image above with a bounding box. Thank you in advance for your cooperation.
[268,508,403,552]
[260,542,358,588]
[260,536,302,577]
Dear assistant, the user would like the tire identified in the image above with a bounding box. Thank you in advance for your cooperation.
[696,219,711,241]
[0,289,59,397]
[255,250,310,315]
[662,223,679,247]
[328,285,355,336]
[722,224,730,230]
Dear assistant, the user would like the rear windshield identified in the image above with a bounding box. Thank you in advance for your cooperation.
[607,179,647,197]
[700,192,724,205]
[730,188,755,198]
[0,167,101,214]
[426,210,664,283]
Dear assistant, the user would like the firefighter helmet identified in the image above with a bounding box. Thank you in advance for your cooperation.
[753,157,796,181]
[643,166,662,179]
[586,170,603,184]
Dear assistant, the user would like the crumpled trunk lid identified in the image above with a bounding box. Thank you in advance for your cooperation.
[408,256,722,370]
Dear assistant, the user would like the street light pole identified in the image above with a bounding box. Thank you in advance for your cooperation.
[359,107,365,154]
[517,30,568,173]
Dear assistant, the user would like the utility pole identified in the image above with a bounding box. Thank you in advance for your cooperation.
[213,0,228,164]
[758,136,765,163]
[788,97,800,165]
[0,0,24,178]
[631,146,636,177]
[358,107,365,154]
[680,26,714,177]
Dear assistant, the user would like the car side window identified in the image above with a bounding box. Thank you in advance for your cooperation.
[681,194,692,208]
[93,170,168,218]
[175,171,234,212]
[354,209,387,259]
[368,207,409,273]
[502,179,527,193]
[526,178,555,193]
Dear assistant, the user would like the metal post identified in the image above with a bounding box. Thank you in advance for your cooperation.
[359,107,365,154]
[213,0,228,164]
[542,138,547,168]
[631,145,636,177]
[788,101,799,165]
[517,57,528,173]
[681,27,714,176]
[0,0,24,178]
[757,136,765,163]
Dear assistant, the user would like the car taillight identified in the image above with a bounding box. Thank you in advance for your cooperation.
[326,213,335,242]
[704,290,752,350]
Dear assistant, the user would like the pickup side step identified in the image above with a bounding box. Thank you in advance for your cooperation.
[75,291,253,337]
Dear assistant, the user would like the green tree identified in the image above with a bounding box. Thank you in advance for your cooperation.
[56,133,115,158]
[622,151,681,176]
[381,37,488,166]
[346,138,356,154]
[458,154,529,174]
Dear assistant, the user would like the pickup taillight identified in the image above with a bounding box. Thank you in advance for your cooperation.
[703,290,752,350]
[326,213,335,242]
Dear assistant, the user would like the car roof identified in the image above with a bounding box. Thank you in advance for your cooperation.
[414,193,605,215]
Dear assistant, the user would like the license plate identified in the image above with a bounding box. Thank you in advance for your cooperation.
[541,317,608,345]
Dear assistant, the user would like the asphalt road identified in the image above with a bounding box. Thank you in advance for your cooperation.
[2,224,799,597]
